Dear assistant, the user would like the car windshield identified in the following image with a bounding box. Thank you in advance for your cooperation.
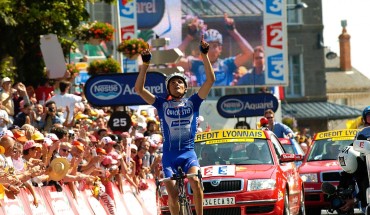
[282,144,294,154]
[307,139,353,161]
[195,139,273,166]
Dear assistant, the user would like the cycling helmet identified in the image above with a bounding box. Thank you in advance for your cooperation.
[337,146,360,174]
[165,73,188,93]
[363,106,370,124]
[204,29,223,44]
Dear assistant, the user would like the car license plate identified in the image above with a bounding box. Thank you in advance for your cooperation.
[203,197,235,206]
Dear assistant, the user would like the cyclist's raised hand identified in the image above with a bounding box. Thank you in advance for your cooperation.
[199,35,209,55]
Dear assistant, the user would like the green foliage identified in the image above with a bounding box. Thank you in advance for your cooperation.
[0,0,115,86]
[117,38,148,59]
[76,21,115,42]
[87,58,121,76]
[0,56,17,80]
[66,63,80,76]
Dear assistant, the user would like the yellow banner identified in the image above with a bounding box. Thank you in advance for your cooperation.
[195,129,266,143]
[315,129,358,140]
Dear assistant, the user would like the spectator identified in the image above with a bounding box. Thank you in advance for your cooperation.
[46,80,83,124]
[13,101,32,127]
[30,103,44,130]
[264,109,294,138]
[12,82,31,117]
[40,101,62,132]
[11,142,39,206]
[23,140,42,161]
[34,78,54,105]
[0,77,16,122]
[143,120,159,136]
[237,46,266,85]
[0,103,9,131]
[58,142,72,158]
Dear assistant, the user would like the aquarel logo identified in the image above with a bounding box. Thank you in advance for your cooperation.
[221,99,243,114]
[90,80,122,100]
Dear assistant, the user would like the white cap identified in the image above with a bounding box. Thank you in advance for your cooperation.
[1,77,11,85]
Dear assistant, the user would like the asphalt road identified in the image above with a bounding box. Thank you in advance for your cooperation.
[321,209,363,214]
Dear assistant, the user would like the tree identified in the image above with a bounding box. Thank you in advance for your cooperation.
[0,0,114,86]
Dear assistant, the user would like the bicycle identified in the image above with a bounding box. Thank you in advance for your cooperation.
[156,166,203,215]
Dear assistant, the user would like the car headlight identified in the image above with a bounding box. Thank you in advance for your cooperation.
[300,173,318,182]
[247,179,276,191]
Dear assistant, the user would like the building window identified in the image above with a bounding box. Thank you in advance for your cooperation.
[334,98,348,106]
[285,55,303,97]
[287,0,304,25]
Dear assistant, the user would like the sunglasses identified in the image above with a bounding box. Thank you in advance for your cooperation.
[266,117,274,119]
[61,148,70,153]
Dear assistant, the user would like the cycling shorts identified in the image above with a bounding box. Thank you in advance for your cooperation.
[162,150,200,178]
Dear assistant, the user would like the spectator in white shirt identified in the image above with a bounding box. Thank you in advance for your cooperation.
[46,80,83,124]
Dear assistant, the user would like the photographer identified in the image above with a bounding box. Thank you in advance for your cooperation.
[39,101,62,132]
[337,145,368,213]
[336,107,370,214]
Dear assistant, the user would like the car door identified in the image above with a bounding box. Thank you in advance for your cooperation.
[271,134,300,197]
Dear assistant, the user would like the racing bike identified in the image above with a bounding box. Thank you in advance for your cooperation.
[156,167,203,215]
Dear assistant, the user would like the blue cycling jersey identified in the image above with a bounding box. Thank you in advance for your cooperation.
[152,93,203,152]
[191,57,236,86]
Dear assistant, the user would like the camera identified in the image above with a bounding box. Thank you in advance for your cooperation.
[322,182,355,215]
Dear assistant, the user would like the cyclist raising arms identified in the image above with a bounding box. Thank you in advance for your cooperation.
[135,36,215,215]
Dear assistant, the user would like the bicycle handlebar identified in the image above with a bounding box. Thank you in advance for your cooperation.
[158,172,200,183]
[157,167,202,183]
[155,168,204,198]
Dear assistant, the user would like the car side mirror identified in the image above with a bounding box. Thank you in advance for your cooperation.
[295,154,304,161]
[280,153,296,163]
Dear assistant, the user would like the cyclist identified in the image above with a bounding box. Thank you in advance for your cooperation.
[177,13,253,86]
[135,36,215,215]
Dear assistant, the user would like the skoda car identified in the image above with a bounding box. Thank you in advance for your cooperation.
[157,129,305,215]
[298,129,358,215]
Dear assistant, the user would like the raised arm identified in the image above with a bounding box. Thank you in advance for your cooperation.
[134,49,155,105]
[224,13,254,67]
[198,36,216,99]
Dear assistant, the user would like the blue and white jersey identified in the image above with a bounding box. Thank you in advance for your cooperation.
[152,93,203,152]
[191,57,236,86]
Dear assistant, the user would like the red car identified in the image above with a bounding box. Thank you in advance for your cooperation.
[298,129,358,215]
[157,129,305,215]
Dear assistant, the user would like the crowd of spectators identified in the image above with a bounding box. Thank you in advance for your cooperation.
[0,76,163,214]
